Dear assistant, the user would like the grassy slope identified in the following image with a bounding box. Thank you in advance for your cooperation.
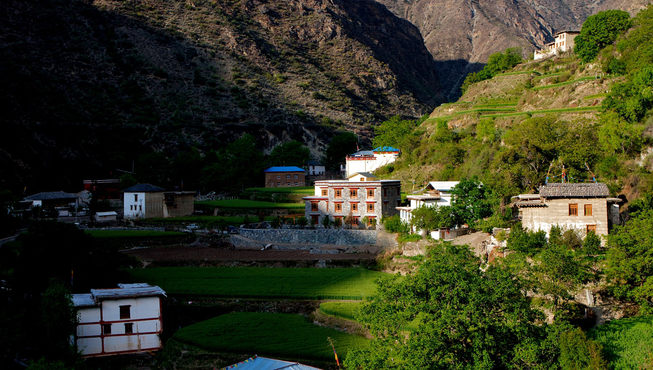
[173,312,368,362]
[129,267,385,299]
[590,315,653,369]
[319,301,363,321]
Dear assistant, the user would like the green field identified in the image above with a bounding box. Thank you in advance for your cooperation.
[532,76,597,90]
[590,315,653,369]
[481,106,599,118]
[174,312,368,363]
[86,229,186,238]
[319,301,363,321]
[145,215,274,226]
[196,199,304,209]
[245,186,314,194]
[129,267,385,299]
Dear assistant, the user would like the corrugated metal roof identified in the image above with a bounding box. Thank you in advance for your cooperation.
[539,183,609,198]
[95,211,118,216]
[373,146,400,152]
[347,172,377,179]
[426,181,460,192]
[123,183,165,192]
[24,191,79,201]
[90,284,166,300]
[223,356,320,370]
[348,150,374,157]
[264,166,306,173]
[72,293,95,307]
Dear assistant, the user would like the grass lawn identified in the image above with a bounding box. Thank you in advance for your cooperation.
[245,186,314,194]
[86,230,186,238]
[589,315,653,369]
[173,312,369,363]
[145,215,274,226]
[129,267,385,300]
[319,301,363,321]
[196,199,304,209]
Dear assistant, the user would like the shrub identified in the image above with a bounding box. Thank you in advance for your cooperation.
[382,215,409,234]
[575,10,631,62]
[558,328,607,369]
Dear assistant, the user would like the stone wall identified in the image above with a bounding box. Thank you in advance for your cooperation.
[237,228,382,247]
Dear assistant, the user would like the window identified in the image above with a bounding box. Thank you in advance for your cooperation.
[586,224,597,233]
[277,175,280,180]
[119,305,131,319]
[139,205,142,211]
[353,216,359,224]
[294,174,298,180]
[335,203,342,212]
[286,174,290,179]
[287,182,291,186]
[102,324,112,335]
[383,188,387,197]
[335,189,342,198]
[321,189,327,196]
[134,194,138,202]
[569,204,578,216]
[311,202,318,212]
[124,323,133,334]
[367,189,375,198]
[367,203,375,212]
[350,189,357,197]
[584,204,592,216]
[351,203,358,212]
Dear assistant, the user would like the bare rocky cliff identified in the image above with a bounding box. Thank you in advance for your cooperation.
[375,0,650,98]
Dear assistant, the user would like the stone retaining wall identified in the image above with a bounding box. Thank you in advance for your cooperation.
[237,228,380,246]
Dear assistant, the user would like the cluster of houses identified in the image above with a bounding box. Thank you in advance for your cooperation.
[533,30,579,60]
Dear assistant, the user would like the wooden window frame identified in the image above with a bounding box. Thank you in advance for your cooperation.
[119,305,131,319]
[351,202,358,212]
[321,189,327,196]
[586,224,596,233]
[584,204,592,216]
[124,323,134,334]
[310,202,318,212]
[367,188,375,199]
[367,203,375,212]
[102,324,112,335]
[350,189,357,198]
[335,189,342,199]
[335,203,342,213]
[569,203,578,216]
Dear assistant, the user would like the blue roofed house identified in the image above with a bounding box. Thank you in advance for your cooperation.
[264,166,306,188]
[224,355,320,370]
[345,146,400,177]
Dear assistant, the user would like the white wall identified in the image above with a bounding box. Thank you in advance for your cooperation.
[123,192,145,219]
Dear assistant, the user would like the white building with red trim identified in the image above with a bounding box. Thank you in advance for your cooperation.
[72,283,166,357]
[303,172,401,228]
[534,31,579,60]
[345,146,400,177]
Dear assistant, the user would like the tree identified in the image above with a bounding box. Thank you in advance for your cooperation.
[201,134,265,192]
[372,115,425,154]
[575,10,631,62]
[558,328,607,369]
[450,178,494,226]
[410,205,454,233]
[267,140,310,167]
[325,132,358,171]
[605,208,653,313]
[603,66,653,123]
[345,244,543,369]
[40,281,78,361]
[461,48,523,92]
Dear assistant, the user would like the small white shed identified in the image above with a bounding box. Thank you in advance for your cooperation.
[94,211,118,223]
[72,283,166,357]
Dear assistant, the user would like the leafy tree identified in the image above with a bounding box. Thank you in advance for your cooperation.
[382,215,409,234]
[267,140,310,167]
[296,216,308,228]
[558,327,607,369]
[461,48,523,92]
[201,134,265,192]
[410,205,455,233]
[575,10,631,62]
[605,208,653,313]
[40,281,78,361]
[603,66,653,123]
[372,115,425,154]
[450,178,494,226]
[582,231,602,255]
[325,132,358,171]
[346,244,543,369]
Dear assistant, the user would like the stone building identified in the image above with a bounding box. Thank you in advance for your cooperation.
[345,146,400,177]
[513,182,621,238]
[123,184,195,219]
[264,166,306,188]
[302,172,401,228]
[533,31,579,60]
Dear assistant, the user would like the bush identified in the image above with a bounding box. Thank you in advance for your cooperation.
[575,10,631,62]
[558,328,607,369]
[461,48,522,92]
[506,225,547,256]
[382,215,409,234]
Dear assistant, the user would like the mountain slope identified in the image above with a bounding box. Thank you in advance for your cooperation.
[0,0,443,192]
[374,0,650,98]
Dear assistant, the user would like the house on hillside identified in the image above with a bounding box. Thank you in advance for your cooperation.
[306,160,325,177]
[345,146,400,177]
[303,172,401,228]
[534,31,580,60]
[264,166,306,188]
[512,182,621,239]
[226,355,319,370]
[123,184,195,219]
[22,191,81,217]
[396,181,460,226]
[72,283,166,357]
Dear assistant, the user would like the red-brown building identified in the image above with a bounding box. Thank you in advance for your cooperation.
[264,166,306,188]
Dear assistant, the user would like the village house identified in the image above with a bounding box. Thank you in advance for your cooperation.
[345,146,400,177]
[22,191,81,217]
[264,166,306,188]
[533,31,580,60]
[513,182,621,239]
[303,172,401,228]
[306,160,325,177]
[123,184,195,219]
[396,181,460,226]
[71,283,166,357]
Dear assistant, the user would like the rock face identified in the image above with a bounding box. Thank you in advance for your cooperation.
[0,0,442,190]
[374,0,650,98]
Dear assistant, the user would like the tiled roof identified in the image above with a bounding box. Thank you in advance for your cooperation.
[24,191,78,201]
[539,183,609,198]
[123,183,165,192]
[264,166,305,173]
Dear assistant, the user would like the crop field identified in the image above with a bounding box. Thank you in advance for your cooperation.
[196,199,304,209]
[145,215,274,226]
[86,230,186,238]
[481,106,599,118]
[129,267,385,299]
[590,315,653,369]
[174,312,369,362]
[319,301,363,321]
[532,76,597,90]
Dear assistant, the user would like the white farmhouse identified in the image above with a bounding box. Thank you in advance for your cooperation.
[345,146,400,177]
[72,283,166,357]
[396,181,459,226]
[533,31,580,60]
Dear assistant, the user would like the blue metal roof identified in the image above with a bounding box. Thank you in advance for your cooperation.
[224,356,319,370]
[373,146,400,152]
[264,166,306,173]
[123,183,165,192]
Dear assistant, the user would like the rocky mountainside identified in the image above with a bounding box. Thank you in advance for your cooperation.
[0,0,442,191]
[375,0,650,98]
